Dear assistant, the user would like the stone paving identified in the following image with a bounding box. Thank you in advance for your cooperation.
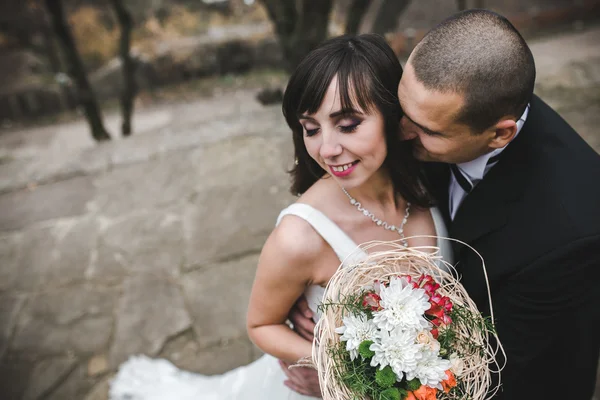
[0,26,599,399]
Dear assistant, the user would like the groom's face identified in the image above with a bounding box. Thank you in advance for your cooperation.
[398,63,496,164]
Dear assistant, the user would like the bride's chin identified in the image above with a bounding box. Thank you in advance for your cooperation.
[333,176,364,190]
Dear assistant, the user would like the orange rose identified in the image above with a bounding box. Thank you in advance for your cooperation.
[405,392,417,400]
[411,385,438,400]
[441,370,457,393]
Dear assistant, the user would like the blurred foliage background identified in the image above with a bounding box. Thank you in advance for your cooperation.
[1,0,598,141]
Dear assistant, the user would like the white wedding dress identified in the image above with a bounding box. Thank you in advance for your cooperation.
[109,204,452,400]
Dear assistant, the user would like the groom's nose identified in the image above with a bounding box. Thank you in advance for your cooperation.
[399,117,418,141]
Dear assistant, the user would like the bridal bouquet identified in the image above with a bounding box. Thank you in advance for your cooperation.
[311,241,502,400]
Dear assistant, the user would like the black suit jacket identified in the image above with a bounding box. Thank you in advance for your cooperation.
[425,95,600,400]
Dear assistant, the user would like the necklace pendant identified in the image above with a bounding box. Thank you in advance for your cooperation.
[341,187,411,246]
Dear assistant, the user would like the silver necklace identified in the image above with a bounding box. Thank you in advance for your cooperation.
[341,187,411,247]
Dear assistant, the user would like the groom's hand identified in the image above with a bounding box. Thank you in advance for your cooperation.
[282,295,320,396]
[279,360,322,398]
[288,295,316,341]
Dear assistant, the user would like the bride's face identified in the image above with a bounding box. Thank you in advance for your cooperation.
[299,76,388,189]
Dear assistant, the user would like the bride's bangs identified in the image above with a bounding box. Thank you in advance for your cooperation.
[293,51,378,119]
[336,56,379,116]
[295,53,342,117]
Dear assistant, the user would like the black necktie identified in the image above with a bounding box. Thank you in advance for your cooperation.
[450,164,472,193]
[451,152,503,194]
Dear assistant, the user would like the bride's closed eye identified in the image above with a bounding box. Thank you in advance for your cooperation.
[302,124,319,137]
[301,118,362,137]
[339,120,361,133]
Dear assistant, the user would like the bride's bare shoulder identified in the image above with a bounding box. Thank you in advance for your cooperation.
[265,209,327,266]
[260,181,341,270]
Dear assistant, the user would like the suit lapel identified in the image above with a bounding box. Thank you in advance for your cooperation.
[449,118,531,258]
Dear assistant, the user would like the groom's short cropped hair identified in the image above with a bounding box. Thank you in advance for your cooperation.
[410,9,536,133]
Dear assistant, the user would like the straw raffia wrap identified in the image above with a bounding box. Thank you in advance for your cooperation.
[304,237,505,400]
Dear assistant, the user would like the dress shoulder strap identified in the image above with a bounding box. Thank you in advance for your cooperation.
[276,203,366,266]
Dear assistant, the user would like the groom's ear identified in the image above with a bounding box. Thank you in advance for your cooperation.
[489,118,518,149]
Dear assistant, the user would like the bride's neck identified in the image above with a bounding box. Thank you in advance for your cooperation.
[344,170,398,209]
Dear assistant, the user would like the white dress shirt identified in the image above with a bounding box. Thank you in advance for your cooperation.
[449,105,530,220]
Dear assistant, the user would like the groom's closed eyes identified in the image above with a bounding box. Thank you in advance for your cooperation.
[403,114,445,137]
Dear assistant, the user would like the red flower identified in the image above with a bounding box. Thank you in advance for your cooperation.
[441,314,452,325]
[427,305,444,319]
[430,293,442,303]
[423,281,440,295]
[425,291,453,327]
[416,274,429,286]
[430,314,452,339]
[432,313,452,326]
[362,292,382,311]
[416,274,441,295]
[402,275,418,288]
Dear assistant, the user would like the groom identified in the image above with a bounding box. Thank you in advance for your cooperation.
[284,9,600,400]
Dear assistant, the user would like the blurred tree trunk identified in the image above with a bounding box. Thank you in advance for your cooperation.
[358,0,410,35]
[39,17,76,110]
[40,23,62,75]
[44,0,111,141]
[456,0,484,11]
[262,0,333,73]
[345,0,370,35]
[109,0,137,137]
[372,0,411,35]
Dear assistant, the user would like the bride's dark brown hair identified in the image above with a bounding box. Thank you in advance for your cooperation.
[282,34,433,208]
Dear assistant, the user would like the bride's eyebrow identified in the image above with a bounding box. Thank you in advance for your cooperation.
[298,114,316,122]
[328,108,363,118]
[298,108,363,120]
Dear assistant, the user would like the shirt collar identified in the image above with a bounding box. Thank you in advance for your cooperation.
[457,103,530,182]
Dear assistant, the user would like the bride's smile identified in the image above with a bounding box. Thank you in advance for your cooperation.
[327,160,358,176]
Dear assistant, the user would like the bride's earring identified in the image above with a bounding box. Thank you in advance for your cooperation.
[294,157,299,166]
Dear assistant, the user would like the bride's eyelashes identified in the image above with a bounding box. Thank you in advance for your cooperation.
[339,120,361,133]
[302,120,362,137]
[304,127,319,137]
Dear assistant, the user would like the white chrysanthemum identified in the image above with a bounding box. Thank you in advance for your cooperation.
[369,328,423,380]
[335,313,379,360]
[407,348,452,389]
[372,276,431,332]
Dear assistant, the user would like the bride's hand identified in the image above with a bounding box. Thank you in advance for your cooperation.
[288,295,316,341]
[279,360,322,398]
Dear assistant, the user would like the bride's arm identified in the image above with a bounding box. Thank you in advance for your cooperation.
[246,221,321,363]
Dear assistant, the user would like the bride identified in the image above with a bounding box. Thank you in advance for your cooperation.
[110,33,452,400]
